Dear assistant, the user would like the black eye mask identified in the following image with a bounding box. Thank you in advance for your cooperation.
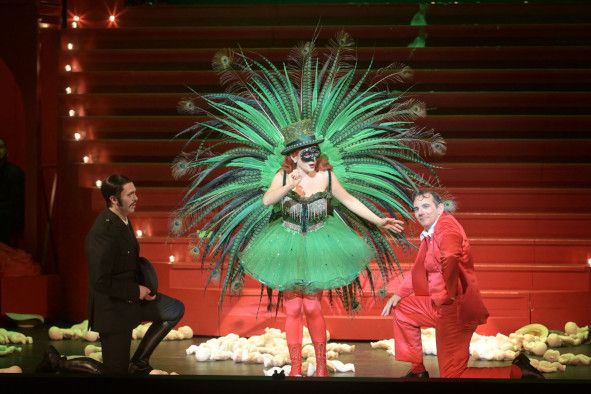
[300,146,321,163]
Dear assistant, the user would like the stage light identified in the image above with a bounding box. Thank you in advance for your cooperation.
[136,230,143,238]
[68,109,76,117]
[71,22,78,29]
[65,87,72,94]
[73,16,80,22]
[65,64,72,72]
[95,180,102,188]
[109,15,116,22]
[588,258,591,267]
[74,132,82,141]
[67,43,74,50]
[83,155,90,164]
[169,255,175,263]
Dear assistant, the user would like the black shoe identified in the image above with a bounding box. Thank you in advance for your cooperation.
[404,370,429,378]
[128,320,174,375]
[128,360,153,375]
[35,345,62,373]
[512,351,544,379]
[36,345,104,375]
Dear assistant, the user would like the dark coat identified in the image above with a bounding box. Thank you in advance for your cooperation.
[85,208,142,333]
[0,160,25,244]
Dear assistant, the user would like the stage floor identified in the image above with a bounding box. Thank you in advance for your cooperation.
[0,326,591,394]
[1,324,590,381]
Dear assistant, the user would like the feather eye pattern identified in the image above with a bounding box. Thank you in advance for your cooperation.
[172,32,444,310]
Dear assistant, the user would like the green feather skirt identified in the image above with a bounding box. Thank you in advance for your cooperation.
[239,215,374,294]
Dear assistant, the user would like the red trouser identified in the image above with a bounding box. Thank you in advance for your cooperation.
[393,295,512,378]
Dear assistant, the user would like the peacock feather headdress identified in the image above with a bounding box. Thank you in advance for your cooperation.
[172,31,445,310]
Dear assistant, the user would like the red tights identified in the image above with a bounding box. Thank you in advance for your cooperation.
[284,291,328,377]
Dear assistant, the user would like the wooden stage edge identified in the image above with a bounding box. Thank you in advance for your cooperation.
[1,373,589,394]
[0,325,590,393]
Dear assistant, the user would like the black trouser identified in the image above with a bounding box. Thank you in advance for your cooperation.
[100,293,184,374]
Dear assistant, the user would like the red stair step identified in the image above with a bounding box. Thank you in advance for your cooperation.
[155,266,585,337]
[67,138,591,164]
[77,161,591,188]
[530,291,591,334]
[451,212,591,238]
[62,24,591,49]
[62,92,591,116]
[64,46,591,72]
[129,210,591,239]
[90,186,591,214]
[156,259,589,295]
[62,115,591,140]
[440,139,591,163]
[64,69,591,94]
[448,187,591,213]
[112,3,591,27]
[138,236,590,267]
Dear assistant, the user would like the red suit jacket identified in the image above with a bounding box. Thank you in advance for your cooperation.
[398,212,489,325]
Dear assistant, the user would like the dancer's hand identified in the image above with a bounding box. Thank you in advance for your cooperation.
[381,294,401,316]
[378,218,405,233]
[287,170,302,190]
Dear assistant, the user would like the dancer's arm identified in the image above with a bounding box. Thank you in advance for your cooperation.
[331,174,404,232]
[262,171,301,206]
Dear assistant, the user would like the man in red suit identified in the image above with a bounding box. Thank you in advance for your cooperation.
[382,190,543,379]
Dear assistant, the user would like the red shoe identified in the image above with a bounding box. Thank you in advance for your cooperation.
[287,344,302,376]
[313,341,328,377]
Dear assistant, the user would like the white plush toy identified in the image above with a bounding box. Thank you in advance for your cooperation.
[0,328,32,345]
[564,322,589,339]
[523,338,548,356]
[0,345,21,356]
[177,325,194,339]
[0,365,22,373]
[370,339,394,355]
[421,328,437,355]
[149,369,179,375]
[186,326,356,375]
[530,359,566,373]
[47,320,99,342]
[328,359,355,373]
[545,321,589,348]
[132,322,152,340]
[164,325,194,341]
[133,323,194,341]
[372,320,590,367]
[547,332,585,348]
[557,353,591,366]
[84,344,102,361]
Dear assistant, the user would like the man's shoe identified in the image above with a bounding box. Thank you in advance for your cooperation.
[404,370,429,378]
[128,360,153,375]
[512,351,544,379]
[35,345,62,373]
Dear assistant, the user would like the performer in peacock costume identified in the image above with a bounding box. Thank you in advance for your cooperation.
[172,31,444,376]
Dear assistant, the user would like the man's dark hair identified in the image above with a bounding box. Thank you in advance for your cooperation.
[101,174,132,208]
[412,189,443,206]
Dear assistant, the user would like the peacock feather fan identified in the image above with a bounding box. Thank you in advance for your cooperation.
[172,32,445,310]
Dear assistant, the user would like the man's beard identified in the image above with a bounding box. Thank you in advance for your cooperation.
[117,198,133,211]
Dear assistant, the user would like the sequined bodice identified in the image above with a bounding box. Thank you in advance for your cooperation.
[282,191,330,234]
